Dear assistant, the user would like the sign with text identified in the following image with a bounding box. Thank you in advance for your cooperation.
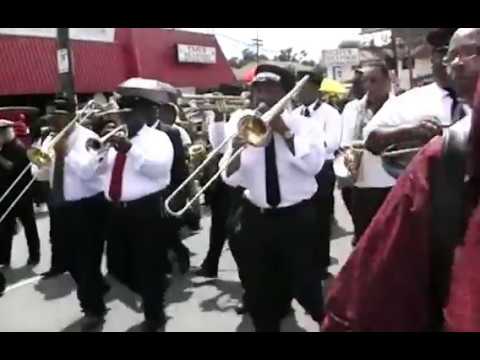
[0,28,115,42]
[57,49,69,74]
[177,44,216,64]
[322,48,360,67]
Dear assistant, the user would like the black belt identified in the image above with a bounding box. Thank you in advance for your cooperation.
[111,191,164,211]
[243,198,312,216]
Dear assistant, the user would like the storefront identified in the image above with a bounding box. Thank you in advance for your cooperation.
[0,28,236,101]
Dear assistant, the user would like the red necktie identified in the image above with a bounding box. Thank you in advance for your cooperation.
[108,152,127,202]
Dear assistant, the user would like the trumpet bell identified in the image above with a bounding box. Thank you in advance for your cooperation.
[27,147,52,167]
[238,115,271,147]
[85,138,102,151]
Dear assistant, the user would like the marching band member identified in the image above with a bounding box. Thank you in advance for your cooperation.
[294,69,342,280]
[339,68,366,216]
[151,98,191,275]
[0,119,40,267]
[194,109,235,279]
[92,85,174,332]
[33,101,109,331]
[221,64,326,331]
[322,28,480,332]
[341,63,395,244]
[364,28,466,162]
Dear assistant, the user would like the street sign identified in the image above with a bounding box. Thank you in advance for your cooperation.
[322,48,360,67]
[57,48,69,74]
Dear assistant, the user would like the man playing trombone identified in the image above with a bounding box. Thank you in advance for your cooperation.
[31,101,110,331]
[220,64,326,331]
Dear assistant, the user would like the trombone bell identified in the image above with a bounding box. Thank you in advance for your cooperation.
[237,115,270,147]
[26,147,53,168]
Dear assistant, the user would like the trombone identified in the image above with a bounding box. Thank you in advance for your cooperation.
[164,75,311,217]
[0,100,99,224]
[179,93,250,113]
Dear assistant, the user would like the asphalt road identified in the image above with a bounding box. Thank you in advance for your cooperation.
[0,189,353,332]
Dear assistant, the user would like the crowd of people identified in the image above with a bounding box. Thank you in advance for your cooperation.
[0,27,479,332]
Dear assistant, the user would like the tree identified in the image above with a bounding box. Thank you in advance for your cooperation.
[228,48,270,68]
[273,48,308,63]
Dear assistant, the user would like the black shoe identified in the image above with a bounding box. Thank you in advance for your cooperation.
[27,257,40,266]
[235,303,249,315]
[142,315,167,332]
[178,256,190,275]
[321,271,334,281]
[281,306,294,319]
[0,261,11,268]
[0,273,5,297]
[195,267,218,278]
[41,269,66,279]
[80,314,106,332]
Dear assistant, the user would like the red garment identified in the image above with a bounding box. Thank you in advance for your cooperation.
[321,134,480,331]
[108,152,127,202]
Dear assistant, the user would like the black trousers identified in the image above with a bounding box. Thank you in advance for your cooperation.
[15,198,41,261]
[341,187,353,217]
[53,194,107,316]
[237,199,324,331]
[165,216,189,263]
[313,160,336,274]
[201,180,232,272]
[106,192,169,322]
[0,196,40,265]
[351,187,392,244]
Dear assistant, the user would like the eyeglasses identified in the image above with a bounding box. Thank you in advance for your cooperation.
[442,45,480,66]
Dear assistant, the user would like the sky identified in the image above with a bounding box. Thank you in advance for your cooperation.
[179,28,361,62]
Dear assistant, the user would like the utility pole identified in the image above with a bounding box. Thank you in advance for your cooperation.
[251,31,263,65]
[56,28,76,106]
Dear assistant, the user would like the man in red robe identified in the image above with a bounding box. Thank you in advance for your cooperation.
[321,28,480,331]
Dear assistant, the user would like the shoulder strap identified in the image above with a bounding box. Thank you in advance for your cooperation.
[430,126,468,330]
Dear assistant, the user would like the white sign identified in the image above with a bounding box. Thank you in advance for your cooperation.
[0,28,115,42]
[57,49,69,74]
[177,44,216,64]
[322,48,360,67]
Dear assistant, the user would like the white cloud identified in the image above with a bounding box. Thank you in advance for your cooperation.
[178,28,361,61]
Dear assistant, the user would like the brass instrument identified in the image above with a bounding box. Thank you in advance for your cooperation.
[333,141,365,186]
[0,100,99,225]
[85,124,128,152]
[179,93,250,113]
[164,75,311,217]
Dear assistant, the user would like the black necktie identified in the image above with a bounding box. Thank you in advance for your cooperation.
[265,137,281,207]
[445,87,467,122]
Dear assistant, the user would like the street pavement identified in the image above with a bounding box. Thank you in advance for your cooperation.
[0,189,353,332]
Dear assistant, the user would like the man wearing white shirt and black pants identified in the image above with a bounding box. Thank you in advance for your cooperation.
[94,92,174,332]
[222,65,326,331]
[37,106,109,331]
[365,29,465,165]
[341,63,395,244]
[295,70,342,279]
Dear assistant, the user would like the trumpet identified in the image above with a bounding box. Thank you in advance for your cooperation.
[164,75,311,217]
[333,141,365,186]
[0,100,99,225]
[85,124,129,152]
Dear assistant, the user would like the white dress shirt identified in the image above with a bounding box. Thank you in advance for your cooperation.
[207,109,245,155]
[341,95,397,189]
[363,82,469,140]
[220,109,326,209]
[31,125,104,201]
[292,100,342,160]
[172,124,192,147]
[93,124,174,202]
[340,99,361,147]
